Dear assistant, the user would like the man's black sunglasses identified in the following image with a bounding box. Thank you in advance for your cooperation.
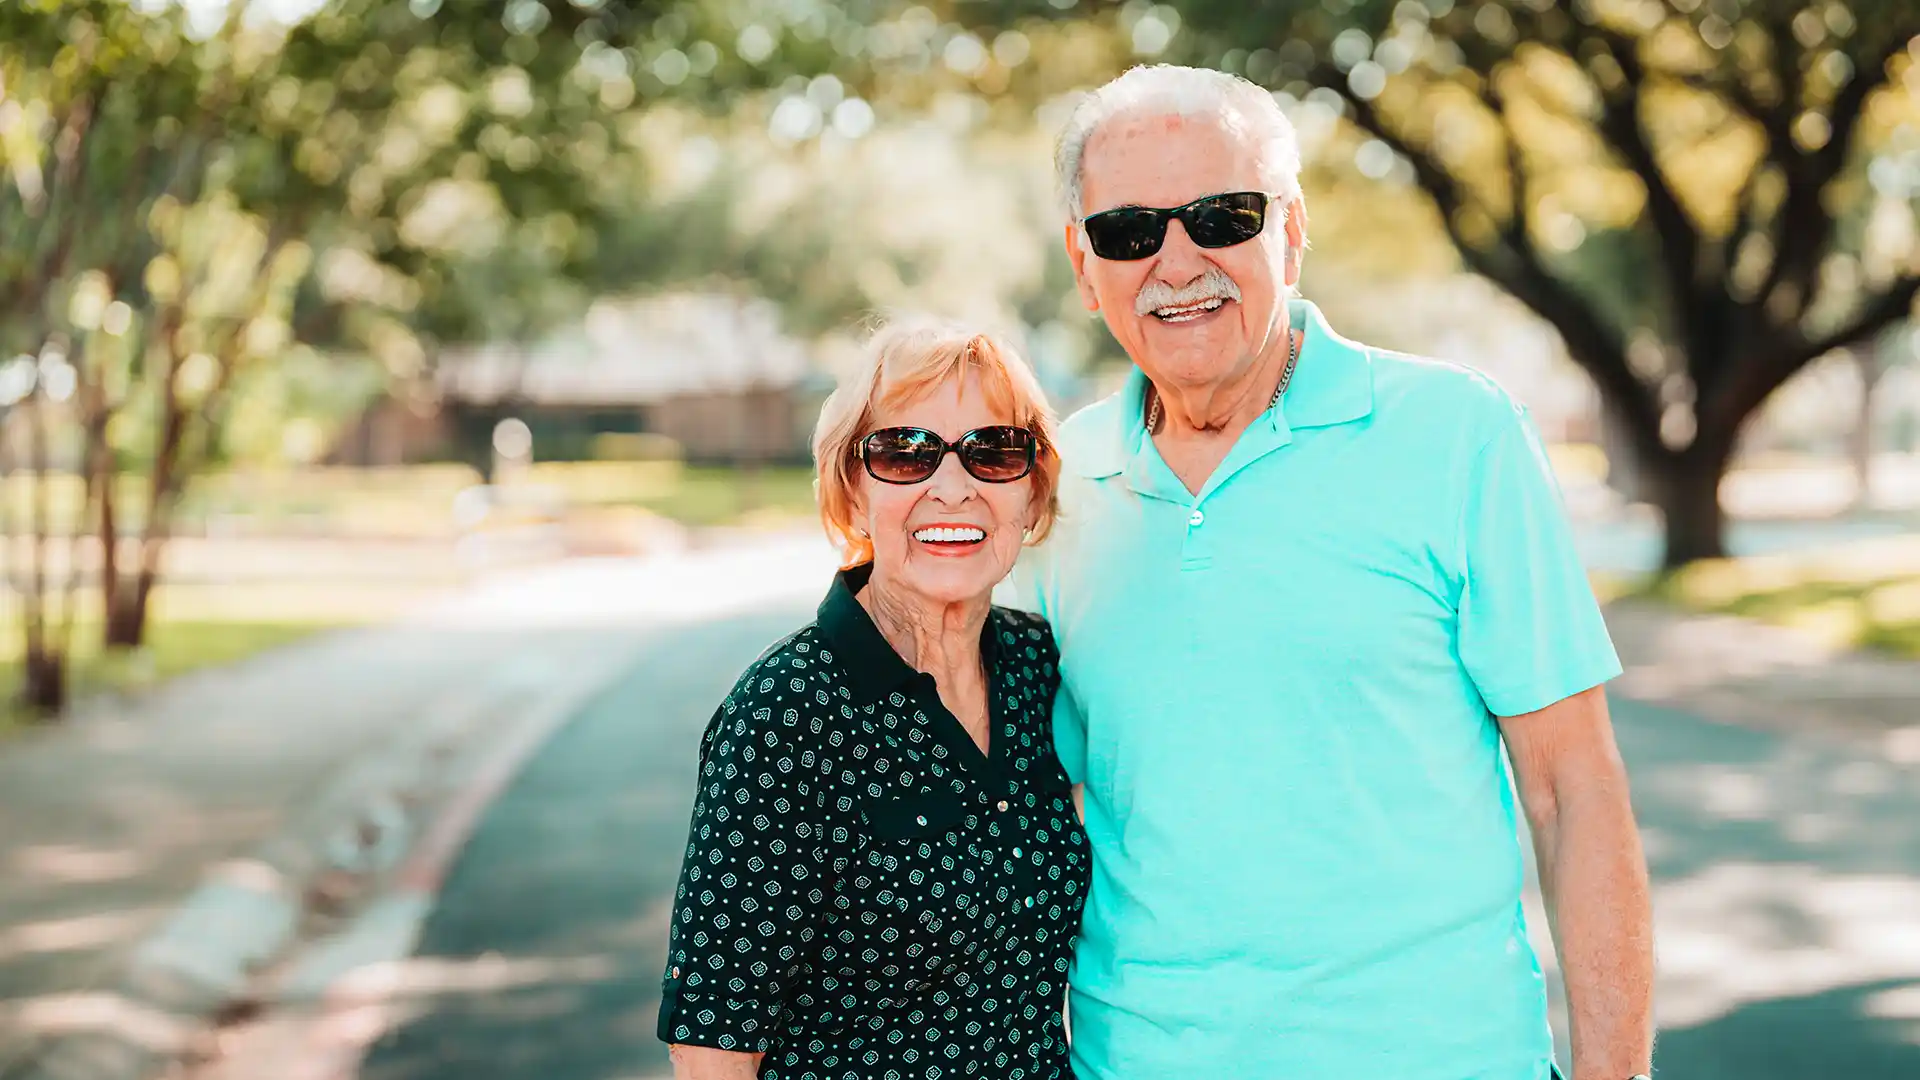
[859,425,1037,485]
[1080,191,1281,261]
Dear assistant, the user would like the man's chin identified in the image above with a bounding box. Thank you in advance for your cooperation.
[1138,335,1245,379]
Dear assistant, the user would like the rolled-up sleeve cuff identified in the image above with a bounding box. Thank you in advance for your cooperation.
[656,974,779,1052]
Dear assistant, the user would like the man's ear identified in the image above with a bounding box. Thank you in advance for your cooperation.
[1065,222,1100,313]
[1281,196,1308,288]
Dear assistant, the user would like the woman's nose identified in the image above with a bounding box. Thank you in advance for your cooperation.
[925,451,976,501]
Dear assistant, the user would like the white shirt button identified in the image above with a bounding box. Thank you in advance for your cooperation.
[997,800,1010,812]
[1188,509,1205,527]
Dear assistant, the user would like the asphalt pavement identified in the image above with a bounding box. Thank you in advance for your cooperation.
[344,596,1920,1080]
[355,604,811,1080]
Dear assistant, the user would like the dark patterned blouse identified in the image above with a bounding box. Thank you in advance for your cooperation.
[658,563,1090,1080]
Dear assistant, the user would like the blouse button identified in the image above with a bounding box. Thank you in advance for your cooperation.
[1013,847,1023,858]
[671,966,681,977]
[997,800,1009,812]
[916,815,928,826]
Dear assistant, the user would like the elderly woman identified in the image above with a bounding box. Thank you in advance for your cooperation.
[658,318,1090,1080]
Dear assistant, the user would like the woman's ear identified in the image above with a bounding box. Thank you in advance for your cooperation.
[847,491,868,538]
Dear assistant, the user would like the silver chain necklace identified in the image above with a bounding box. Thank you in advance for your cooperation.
[1146,329,1301,434]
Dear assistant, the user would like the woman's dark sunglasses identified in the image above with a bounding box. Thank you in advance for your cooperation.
[859,425,1037,485]
[1080,191,1279,261]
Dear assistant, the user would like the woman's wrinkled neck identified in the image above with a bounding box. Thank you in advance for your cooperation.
[857,568,989,680]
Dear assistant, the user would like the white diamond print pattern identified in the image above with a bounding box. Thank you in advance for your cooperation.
[659,602,1089,1080]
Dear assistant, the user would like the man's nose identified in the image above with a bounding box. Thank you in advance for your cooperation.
[1153,217,1211,280]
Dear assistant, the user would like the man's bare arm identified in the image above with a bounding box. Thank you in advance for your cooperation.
[668,1045,763,1079]
[1498,684,1654,1080]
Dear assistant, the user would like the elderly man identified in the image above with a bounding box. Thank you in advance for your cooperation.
[1005,65,1655,1080]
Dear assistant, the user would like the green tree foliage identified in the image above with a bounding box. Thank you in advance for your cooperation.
[941,0,1920,567]
[0,0,873,708]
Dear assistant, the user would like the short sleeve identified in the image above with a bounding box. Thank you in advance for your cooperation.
[1001,555,1083,784]
[1051,678,1089,787]
[1456,407,1622,717]
[656,670,829,1052]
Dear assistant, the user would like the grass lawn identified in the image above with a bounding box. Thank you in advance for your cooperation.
[1634,537,1920,659]
[0,461,822,540]
[0,580,440,731]
[638,465,818,527]
[0,620,326,731]
[0,461,820,730]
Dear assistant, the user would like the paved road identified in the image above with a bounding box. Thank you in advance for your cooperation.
[1572,512,1915,575]
[1611,700,1920,1078]
[357,604,812,1080]
[346,598,1920,1080]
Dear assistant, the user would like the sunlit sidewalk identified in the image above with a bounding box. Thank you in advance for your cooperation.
[1524,599,1920,1075]
[0,531,841,1080]
[5,525,1918,1079]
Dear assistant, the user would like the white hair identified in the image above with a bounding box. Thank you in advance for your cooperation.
[1054,65,1304,222]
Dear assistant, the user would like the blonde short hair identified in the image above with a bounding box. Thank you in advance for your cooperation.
[812,317,1062,569]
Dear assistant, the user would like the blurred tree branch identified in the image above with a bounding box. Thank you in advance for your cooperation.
[949,0,1919,566]
[0,0,870,706]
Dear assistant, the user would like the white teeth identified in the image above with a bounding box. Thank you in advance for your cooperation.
[913,526,986,543]
[1154,297,1227,321]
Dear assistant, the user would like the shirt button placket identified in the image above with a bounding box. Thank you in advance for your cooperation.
[1182,501,1215,571]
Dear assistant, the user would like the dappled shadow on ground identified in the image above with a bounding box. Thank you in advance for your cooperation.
[1616,697,1920,883]
[356,609,806,1080]
[1605,599,1920,740]
[1654,978,1920,1080]
[351,653,1920,1080]
[0,539,842,1075]
[0,624,601,1060]
[1608,697,1920,1074]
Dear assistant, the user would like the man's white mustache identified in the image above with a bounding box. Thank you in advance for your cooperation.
[1135,269,1242,316]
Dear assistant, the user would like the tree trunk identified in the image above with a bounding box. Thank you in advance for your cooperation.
[58,340,100,675]
[15,380,72,715]
[1649,450,1731,569]
[1599,404,1644,503]
[20,644,66,716]
[97,466,121,632]
[104,590,146,650]
[104,354,189,651]
[1852,343,1881,509]
[103,533,168,649]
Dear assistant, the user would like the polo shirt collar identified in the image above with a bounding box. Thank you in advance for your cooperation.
[1072,298,1375,481]
[815,562,1003,702]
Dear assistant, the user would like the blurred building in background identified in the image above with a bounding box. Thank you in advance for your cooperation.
[330,294,827,467]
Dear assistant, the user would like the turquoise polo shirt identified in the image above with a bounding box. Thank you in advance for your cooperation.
[1000,299,1621,1080]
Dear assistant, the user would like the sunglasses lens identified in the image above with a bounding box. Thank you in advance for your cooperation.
[960,427,1035,482]
[1083,208,1167,261]
[863,428,942,482]
[1185,193,1268,249]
